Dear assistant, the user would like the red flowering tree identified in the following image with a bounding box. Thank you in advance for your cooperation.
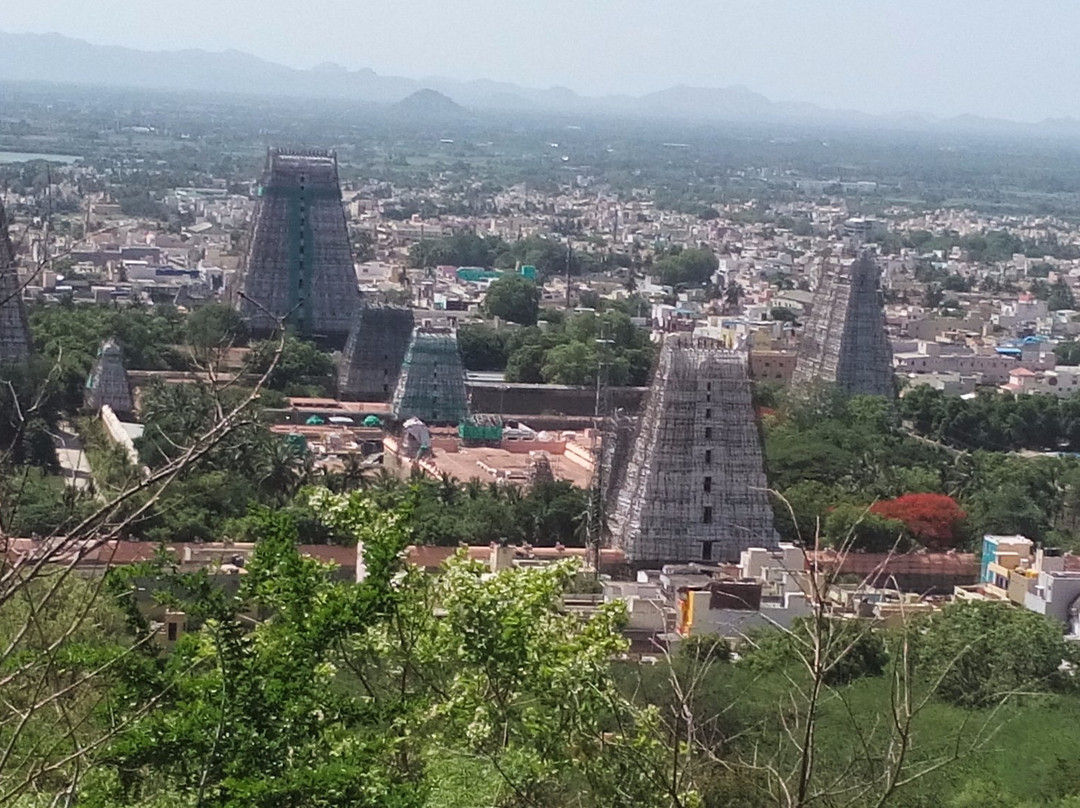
[869,493,967,550]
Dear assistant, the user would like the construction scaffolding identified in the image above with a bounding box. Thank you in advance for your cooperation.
[459,414,503,444]
[608,335,778,563]
[84,339,134,418]
[239,148,360,347]
[338,304,415,401]
[0,200,31,364]
[391,328,470,425]
[791,252,894,398]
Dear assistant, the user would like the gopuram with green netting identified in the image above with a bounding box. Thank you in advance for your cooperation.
[239,148,360,348]
[391,327,470,425]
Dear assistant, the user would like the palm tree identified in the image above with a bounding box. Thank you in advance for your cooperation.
[944,453,978,500]
[321,469,346,494]
[371,468,400,494]
[298,454,320,489]
[437,473,458,505]
[255,439,305,504]
[530,501,553,543]
[341,452,382,491]
[464,478,485,501]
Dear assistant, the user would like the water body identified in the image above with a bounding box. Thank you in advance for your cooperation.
[0,151,80,164]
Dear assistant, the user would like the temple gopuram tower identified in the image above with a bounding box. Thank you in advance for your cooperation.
[84,339,134,418]
[239,148,359,347]
[791,252,894,398]
[0,201,31,364]
[391,327,469,425]
[608,336,778,564]
[338,304,415,401]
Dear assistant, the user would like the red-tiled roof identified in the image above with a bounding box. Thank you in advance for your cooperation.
[406,545,484,569]
[404,544,626,569]
[2,538,171,567]
[298,545,357,567]
[3,538,627,574]
[3,539,356,570]
[808,549,978,576]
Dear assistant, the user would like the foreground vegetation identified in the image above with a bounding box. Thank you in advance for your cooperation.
[5,488,1080,807]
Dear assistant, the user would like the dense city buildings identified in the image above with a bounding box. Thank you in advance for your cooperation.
[7,99,1080,639]
[10,36,1080,806]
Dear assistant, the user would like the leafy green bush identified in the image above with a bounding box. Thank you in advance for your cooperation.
[914,600,1076,707]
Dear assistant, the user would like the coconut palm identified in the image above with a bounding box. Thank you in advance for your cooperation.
[254,438,305,504]
[437,472,458,505]
[464,478,485,500]
[341,452,383,491]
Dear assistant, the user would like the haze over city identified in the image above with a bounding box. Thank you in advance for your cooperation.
[4,0,1080,122]
[10,1,1080,805]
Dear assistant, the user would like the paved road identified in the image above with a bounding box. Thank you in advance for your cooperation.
[54,422,92,490]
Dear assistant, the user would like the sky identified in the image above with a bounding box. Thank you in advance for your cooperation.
[2,0,1077,122]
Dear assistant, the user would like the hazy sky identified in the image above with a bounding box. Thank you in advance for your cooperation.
[3,0,1077,121]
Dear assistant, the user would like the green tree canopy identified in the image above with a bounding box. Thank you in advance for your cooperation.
[184,302,249,364]
[250,334,336,396]
[481,274,541,325]
[1055,341,1080,366]
[823,503,909,552]
[653,246,719,287]
[915,600,1076,707]
[1049,279,1077,311]
[81,492,691,807]
[500,310,654,387]
[457,324,510,371]
[408,233,509,269]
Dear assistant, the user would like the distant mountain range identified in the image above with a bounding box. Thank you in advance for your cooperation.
[390,89,471,122]
[0,30,1076,134]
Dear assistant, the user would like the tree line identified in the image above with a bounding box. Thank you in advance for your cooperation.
[900,385,1080,452]
[409,232,630,278]
[764,388,1080,551]
[459,307,655,387]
